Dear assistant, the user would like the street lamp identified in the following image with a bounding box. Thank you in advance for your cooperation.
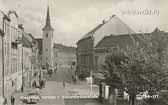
[0,10,10,98]
[18,24,24,92]
[0,28,4,97]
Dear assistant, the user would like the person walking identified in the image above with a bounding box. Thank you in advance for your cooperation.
[11,95,15,105]
[63,81,65,88]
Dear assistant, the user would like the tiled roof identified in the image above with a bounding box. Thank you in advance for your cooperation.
[36,38,43,55]
[95,30,168,50]
[93,15,135,46]
[95,34,135,49]
[77,15,135,46]
[54,43,76,53]
[22,33,33,48]
[80,22,106,40]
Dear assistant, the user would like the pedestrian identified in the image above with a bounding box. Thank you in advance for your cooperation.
[11,95,15,105]
[63,81,65,88]
[43,79,46,87]
[32,80,36,88]
[39,80,42,89]
[3,98,7,105]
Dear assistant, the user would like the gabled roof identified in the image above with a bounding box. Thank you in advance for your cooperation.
[22,32,33,48]
[93,15,135,46]
[80,22,106,40]
[77,15,135,46]
[95,29,168,50]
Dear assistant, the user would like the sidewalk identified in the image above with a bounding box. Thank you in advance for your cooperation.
[7,86,33,105]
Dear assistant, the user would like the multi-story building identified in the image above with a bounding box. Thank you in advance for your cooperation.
[76,15,135,78]
[54,43,76,68]
[22,32,39,87]
[0,11,11,98]
[0,10,39,102]
[9,11,23,93]
[0,10,23,97]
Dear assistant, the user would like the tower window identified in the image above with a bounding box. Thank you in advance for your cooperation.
[46,33,48,38]
[46,57,48,60]
[46,48,48,51]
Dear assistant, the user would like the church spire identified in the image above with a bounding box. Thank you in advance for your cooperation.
[43,5,54,31]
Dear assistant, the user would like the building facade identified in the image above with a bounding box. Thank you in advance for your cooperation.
[22,32,39,87]
[76,15,135,78]
[36,38,43,68]
[42,6,54,69]
[54,43,76,68]
[0,10,38,101]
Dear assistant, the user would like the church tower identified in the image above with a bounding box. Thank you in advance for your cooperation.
[42,5,54,68]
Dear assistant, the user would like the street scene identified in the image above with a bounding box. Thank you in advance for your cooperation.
[0,0,168,105]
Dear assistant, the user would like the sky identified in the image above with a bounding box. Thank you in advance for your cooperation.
[0,0,168,46]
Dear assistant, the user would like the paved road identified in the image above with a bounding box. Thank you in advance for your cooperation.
[35,67,72,105]
[35,81,66,105]
[12,67,99,105]
[44,67,75,83]
[43,67,99,96]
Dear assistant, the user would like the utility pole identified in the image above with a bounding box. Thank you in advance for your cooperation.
[91,34,94,95]
[2,17,5,98]
[0,28,5,98]
[19,24,24,92]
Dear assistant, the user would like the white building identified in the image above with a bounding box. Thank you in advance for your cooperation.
[0,10,23,98]
[0,10,37,102]
[42,6,54,69]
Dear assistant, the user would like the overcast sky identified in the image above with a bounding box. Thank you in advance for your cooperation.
[0,0,168,46]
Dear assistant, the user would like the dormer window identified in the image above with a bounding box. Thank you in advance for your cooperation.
[46,33,48,38]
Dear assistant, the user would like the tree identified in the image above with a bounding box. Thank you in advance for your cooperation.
[104,30,168,105]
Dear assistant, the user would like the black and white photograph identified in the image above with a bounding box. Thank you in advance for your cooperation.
[0,0,168,105]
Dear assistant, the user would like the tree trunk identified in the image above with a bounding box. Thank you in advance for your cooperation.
[109,87,117,105]
[129,94,136,105]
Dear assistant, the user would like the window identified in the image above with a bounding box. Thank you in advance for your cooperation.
[46,57,48,60]
[46,48,48,51]
[12,80,14,87]
[46,33,48,38]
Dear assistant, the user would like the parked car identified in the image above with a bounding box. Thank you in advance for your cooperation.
[21,90,41,104]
